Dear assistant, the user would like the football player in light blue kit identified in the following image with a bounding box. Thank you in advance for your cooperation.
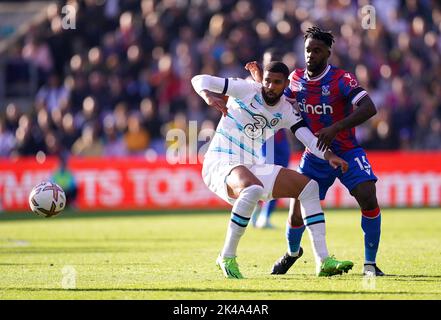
[191,61,353,278]
[252,49,292,229]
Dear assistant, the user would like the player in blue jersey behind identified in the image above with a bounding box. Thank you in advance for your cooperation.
[248,26,385,276]
[253,129,291,229]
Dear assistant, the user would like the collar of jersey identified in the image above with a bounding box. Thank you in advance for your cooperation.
[305,64,331,81]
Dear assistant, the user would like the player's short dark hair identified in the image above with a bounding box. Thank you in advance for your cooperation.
[304,26,335,48]
[264,61,290,79]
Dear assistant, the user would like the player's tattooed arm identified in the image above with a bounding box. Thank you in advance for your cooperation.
[315,95,377,151]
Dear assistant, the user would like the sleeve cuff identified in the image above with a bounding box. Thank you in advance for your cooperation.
[351,89,368,105]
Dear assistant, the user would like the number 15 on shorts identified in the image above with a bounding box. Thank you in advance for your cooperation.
[354,156,372,175]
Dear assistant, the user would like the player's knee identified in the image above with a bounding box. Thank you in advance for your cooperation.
[239,184,264,203]
[242,177,264,189]
[354,190,378,210]
[230,178,263,198]
[298,180,320,202]
[360,196,378,211]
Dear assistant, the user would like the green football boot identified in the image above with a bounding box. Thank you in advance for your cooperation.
[317,255,354,277]
[216,255,244,279]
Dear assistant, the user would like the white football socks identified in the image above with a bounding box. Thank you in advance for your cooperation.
[298,180,329,271]
[221,185,264,258]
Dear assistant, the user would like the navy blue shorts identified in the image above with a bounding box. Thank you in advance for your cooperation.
[298,148,378,200]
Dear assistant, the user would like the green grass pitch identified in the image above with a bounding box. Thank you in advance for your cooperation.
[0,208,440,299]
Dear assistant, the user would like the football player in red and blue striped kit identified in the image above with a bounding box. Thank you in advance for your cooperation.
[272,26,385,276]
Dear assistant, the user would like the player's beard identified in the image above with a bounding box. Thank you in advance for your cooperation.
[307,60,327,76]
[263,90,284,105]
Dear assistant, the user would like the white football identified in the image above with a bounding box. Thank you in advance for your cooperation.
[29,181,66,218]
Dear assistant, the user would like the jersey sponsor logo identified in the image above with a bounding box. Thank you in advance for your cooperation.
[243,115,280,139]
[298,99,333,114]
[244,115,268,139]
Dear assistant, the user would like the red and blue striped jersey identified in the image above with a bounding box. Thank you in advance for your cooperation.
[284,65,368,155]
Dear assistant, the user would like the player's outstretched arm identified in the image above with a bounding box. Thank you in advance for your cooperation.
[191,74,258,116]
[315,95,377,151]
[290,124,348,172]
[191,75,230,116]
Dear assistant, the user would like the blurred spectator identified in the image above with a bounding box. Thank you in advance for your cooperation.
[13,114,46,156]
[113,102,129,133]
[59,113,80,152]
[71,123,103,156]
[0,118,15,157]
[21,32,54,84]
[124,112,150,155]
[87,71,109,111]
[103,114,128,156]
[423,118,441,150]
[115,11,139,50]
[139,98,164,154]
[44,131,62,155]
[36,109,52,135]
[75,96,100,129]
[108,75,129,109]
[67,74,90,114]
[47,13,73,75]
[4,103,21,132]
[77,0,109,47]
[35,73,69,112]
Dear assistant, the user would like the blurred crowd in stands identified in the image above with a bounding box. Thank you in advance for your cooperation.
[0,0,440,159]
